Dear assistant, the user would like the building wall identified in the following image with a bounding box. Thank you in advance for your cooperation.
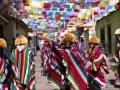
[3,20,15,47]
[96,10,120,55]
[2,19,31,50]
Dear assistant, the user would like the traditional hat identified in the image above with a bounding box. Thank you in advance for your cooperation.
[42,35,50,43]
[0,38,7,48]
[89,36,100,44]
[15,35,28,45]
[61,33,77,43]
[115,28,120,35]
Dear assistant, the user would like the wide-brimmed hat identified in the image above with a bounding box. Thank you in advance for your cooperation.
[115,28,120,35]
[0,38,7,48]
[61,33,77,43]
[89,36,100,44]
[15,35,28,45]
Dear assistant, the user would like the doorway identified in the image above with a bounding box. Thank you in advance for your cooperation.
[107,24,112,53]
[0,25,3,38]
[100,27,105,48]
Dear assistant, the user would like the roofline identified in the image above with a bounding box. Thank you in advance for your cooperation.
[97,9,120,23]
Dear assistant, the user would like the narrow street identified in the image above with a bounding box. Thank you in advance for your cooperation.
[0,0,120,90]
[35,51,59,90]
[35,51,120,90]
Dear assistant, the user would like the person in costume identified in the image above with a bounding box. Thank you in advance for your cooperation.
[75,26,87,66]
[40,36,49,76]
[58,33,88,90]
[10,35,35,90]
[41,35,63,89]
[76,27,85,53]
[87,36,109,89]
[0,38,11,89]
[114,31,120,86]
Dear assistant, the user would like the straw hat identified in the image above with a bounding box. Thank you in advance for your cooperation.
[89,36,100,44]
[15,35,28,45]
[61,33,77,43]
[115,28,120,35]
[42,36,50,43]
[0,38,7,48]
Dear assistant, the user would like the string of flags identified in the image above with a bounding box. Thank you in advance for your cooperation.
[13,0,120,30]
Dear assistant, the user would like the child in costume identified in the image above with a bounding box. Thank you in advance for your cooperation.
[10,35,35,90]
[114,30,120,86]
[0,38,11,89]
[87,36,109,89]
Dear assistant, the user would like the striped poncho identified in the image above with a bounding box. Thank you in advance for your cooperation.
[44,42,62,89]
[0,55,9,89]
[10,47,35,89]
[87,48,109,86]
[58,47,88,90]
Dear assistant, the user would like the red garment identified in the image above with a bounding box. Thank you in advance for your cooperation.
[42,42,62,87]
[0,55,9,89]
[57,47,88,90]
[87,48,109,86]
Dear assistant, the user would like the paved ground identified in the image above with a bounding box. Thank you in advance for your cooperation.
[35,51,120,90]
[35,51,59,90]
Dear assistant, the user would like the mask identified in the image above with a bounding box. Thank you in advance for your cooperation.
[17,45,27,52]
[89,44,94,48]
[41,40,44,44]
[89,43,98,49]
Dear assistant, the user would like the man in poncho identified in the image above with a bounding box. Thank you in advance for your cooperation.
[87,36,109,89]
[10,35,35,90]
[41,35,63,89]
[75,26,87,66]
[58,33,88,90]
[0,38,11,89]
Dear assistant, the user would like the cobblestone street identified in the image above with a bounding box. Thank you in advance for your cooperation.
[35,51,120,90]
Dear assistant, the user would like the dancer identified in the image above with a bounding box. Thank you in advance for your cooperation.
[41,35,62,89]
[0,38,11,89]
[59,33,88,90]
[10,35,35,90]
[87,36,109,89]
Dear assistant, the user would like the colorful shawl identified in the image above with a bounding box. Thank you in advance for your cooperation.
[45,42,62,88]
[0,56,8,83]
[87,48,109,86]
[58,48,88,90]
[10,47,34,86]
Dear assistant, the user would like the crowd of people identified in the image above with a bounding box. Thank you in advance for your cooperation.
[39,27,120,90]
[0,26,120,90]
